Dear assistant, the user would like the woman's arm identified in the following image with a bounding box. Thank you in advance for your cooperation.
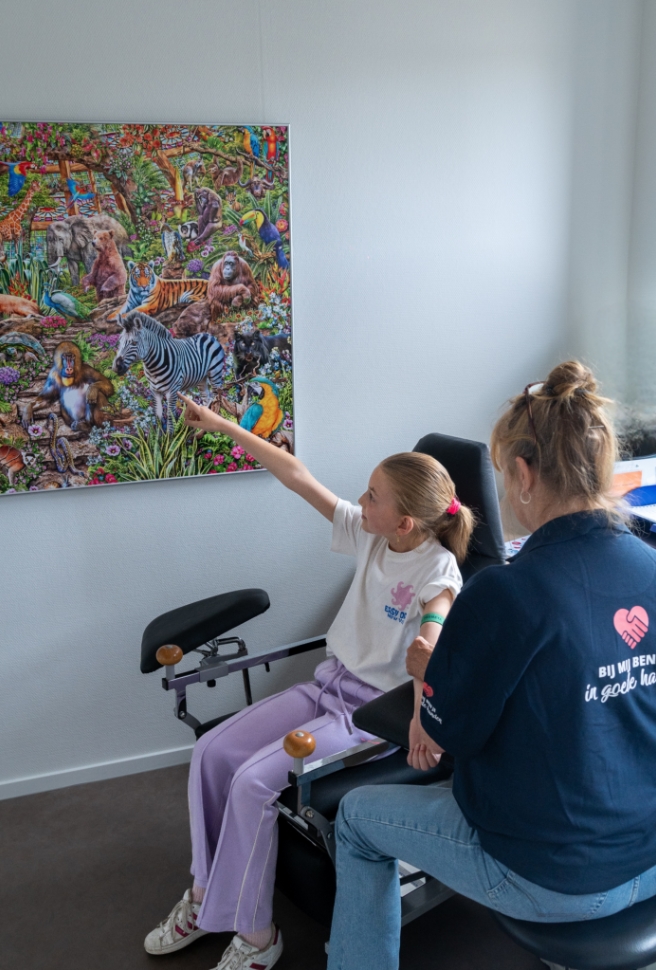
[408,680,445,770]
[179,394,338,521]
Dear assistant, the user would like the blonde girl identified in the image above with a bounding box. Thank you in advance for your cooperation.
[144,397,474,970]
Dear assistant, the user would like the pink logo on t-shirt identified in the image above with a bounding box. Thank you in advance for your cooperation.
[613,606,649,649]
[391,582,415,610]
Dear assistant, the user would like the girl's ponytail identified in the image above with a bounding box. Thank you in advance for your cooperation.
[379,453,475,564]
[432,500,476,564]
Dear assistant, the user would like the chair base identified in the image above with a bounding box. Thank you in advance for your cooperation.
[542,964,656,970]
[494,892,656,970]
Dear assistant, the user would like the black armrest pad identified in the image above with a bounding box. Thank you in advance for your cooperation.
[352,681,415,748]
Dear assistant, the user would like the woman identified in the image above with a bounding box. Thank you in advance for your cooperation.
[327,361,656,970]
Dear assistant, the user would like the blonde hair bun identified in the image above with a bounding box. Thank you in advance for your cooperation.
[490,359,621,517]
[544,361,599,402]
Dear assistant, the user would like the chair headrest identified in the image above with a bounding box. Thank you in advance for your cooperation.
[414,432,506,579]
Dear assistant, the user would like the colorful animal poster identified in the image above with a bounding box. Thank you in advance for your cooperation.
[0,123,292,494]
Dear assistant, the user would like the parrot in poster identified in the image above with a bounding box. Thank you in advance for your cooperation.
[240,377,283,438]
[262,128,279,179]
[6,161,32,197]
[242,126,261,178]
[242,126,261,160]
[65,177,95,210]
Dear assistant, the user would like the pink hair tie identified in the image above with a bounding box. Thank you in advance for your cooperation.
[446,496,461,516]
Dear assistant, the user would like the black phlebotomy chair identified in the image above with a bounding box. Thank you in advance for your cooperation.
[140,432,506,928]
[493,899,656,970]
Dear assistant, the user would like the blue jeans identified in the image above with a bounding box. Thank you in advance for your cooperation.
[326,783,656,970]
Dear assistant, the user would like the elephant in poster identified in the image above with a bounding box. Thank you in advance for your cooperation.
[46,215,129,286]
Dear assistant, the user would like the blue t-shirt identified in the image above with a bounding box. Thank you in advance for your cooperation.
[421,510,656,894]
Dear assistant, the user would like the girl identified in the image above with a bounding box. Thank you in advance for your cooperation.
[144,397,474,970]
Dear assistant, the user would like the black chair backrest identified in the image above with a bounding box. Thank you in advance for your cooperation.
[414,432,506,582]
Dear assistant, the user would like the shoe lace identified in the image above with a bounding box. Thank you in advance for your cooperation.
[160,893,196,937]
[217,936,258,970]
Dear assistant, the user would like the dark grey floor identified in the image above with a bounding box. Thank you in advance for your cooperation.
[0,765,543,970]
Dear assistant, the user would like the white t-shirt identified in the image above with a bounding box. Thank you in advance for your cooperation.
[325,499,463,692]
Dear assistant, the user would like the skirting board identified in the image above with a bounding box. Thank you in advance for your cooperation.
[0,744,194,801]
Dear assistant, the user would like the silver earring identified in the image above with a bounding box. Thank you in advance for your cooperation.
[519,490,531,505]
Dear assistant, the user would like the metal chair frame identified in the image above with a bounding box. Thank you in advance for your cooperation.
[156,632,455,926]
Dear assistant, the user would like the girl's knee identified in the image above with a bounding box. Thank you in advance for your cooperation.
[191,723,238,780]
[229,758,276,802]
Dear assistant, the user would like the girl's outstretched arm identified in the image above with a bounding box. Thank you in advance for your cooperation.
[179,394,338,521]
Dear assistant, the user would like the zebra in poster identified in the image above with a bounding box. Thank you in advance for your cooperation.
[113,310,225,433]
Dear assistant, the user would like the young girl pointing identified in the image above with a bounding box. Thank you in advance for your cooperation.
[144,397,473,970]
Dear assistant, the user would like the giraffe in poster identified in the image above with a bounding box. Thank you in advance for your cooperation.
[0,181,40,244]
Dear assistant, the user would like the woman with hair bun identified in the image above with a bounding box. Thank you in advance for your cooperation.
[328,361,656,970]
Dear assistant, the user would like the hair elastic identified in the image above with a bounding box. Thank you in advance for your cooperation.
[446,496,461,515]
[421,613,446,626]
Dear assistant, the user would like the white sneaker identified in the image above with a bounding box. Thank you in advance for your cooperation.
[212,926,283,970]
[144,888,209,955]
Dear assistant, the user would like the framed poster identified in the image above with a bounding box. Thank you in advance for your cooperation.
[0,123,292,494]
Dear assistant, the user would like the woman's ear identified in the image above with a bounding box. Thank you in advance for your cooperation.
[515,455,535,495]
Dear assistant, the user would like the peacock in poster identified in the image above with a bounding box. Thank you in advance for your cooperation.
[0,123,292,495]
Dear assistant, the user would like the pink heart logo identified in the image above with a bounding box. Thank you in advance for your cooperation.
[613,606,649,649]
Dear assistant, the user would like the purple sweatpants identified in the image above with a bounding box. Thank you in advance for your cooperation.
[188,656,383,934]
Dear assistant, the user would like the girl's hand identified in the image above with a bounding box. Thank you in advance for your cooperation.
[407,715,444,771]
[176,393,340,522]
[406,636,434,681]
[178,393,226,433]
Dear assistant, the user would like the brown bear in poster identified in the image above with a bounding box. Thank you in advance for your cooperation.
[208,251,260,317]
[82,230,128,302]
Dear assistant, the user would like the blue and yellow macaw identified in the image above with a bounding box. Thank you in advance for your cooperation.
[7,161,31,197]
[240,377,283,438]
[240,208,289,269]
[242,126,261,179]
[242,126,261,160]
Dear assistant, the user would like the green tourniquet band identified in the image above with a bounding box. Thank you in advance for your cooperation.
[420,613,445,626]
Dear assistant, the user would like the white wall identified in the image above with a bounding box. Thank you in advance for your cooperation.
[0,0,633,797]
[629,1,656,409]
[566,0,643,401]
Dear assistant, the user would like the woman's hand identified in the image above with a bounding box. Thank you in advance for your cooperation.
[406,636,434,681]
[407,715,445,771]
[178,393,229,434]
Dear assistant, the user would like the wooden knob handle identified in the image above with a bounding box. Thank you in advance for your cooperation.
[283,730,316,759]
[156,644,183,667]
